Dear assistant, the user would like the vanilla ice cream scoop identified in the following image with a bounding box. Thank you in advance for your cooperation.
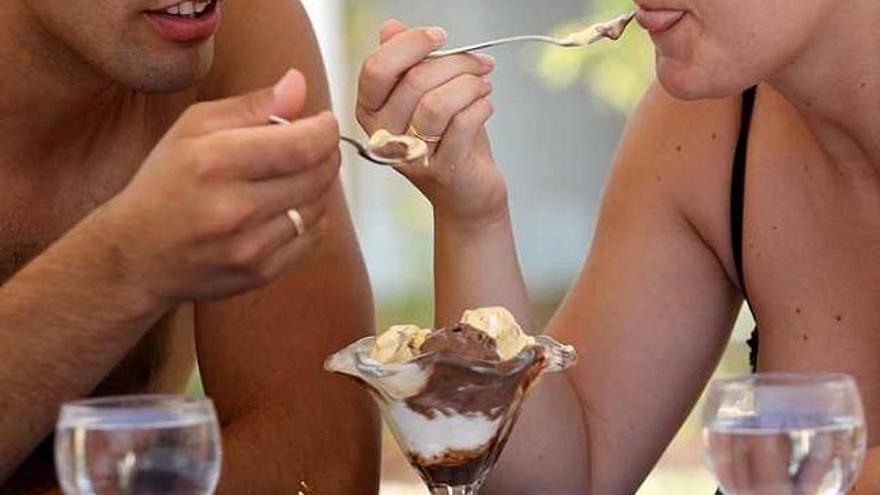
[460,307,535,361]
[369,324,432,364]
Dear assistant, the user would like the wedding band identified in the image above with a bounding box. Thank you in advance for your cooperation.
[286,208,306,236]
[407,123,442,143]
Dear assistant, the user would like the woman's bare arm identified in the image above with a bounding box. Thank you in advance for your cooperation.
[472,83,745,494]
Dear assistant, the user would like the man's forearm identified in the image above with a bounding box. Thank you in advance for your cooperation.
[851,446,880,494]
[0,209,168,481]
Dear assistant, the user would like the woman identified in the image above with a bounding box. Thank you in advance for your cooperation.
[356,1,880,493]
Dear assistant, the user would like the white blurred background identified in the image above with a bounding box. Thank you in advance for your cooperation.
[298,1,755,493]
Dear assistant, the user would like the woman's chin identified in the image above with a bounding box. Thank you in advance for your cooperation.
[656,58,744,101]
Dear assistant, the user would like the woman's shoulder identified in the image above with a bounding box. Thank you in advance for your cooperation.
[608,81,755,281]
[623,80,743,173]
[626,81,798,173]
[615,80,745,204]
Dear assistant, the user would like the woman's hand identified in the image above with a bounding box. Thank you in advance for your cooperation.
[356,20,509,227]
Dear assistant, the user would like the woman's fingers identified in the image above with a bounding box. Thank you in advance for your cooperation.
[357,27,448,113]
[434,97,495,165]
[409,74,493,152]
[374,54,495,135]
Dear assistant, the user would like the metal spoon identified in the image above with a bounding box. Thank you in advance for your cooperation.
[426,11,636,59]
[269,115,418,166]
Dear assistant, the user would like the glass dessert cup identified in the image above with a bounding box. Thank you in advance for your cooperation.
[325,335,576,495]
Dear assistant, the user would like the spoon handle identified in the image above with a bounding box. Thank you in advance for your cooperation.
[269,115,396,166]
[426,35,572,59]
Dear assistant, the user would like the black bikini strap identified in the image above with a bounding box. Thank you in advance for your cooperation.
[731,87,757,299]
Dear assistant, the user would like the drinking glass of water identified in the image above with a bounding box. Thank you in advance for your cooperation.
[702,373,867,495]
[55,395,222,495]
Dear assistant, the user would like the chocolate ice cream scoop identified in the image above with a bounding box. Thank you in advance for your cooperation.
[421,323,501,362]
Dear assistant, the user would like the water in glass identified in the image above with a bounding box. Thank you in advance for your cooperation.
[703,373,866,495]
[55,395,221,495]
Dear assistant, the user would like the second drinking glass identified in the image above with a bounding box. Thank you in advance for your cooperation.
[702,373,867,495]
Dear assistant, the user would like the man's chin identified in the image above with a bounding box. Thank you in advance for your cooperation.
[115,44,214,94]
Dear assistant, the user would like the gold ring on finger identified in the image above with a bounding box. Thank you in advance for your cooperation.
[407,123,442,143]
[286,208,306,237]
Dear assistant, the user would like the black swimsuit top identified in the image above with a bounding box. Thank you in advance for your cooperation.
[714,84,759,495]
[731,86,759,372]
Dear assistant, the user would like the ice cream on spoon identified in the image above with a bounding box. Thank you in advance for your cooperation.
[368,129,429,166]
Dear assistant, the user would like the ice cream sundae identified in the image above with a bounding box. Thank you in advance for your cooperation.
[325,307,576,494]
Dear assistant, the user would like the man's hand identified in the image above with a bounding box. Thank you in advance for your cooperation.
[101,69,340,304]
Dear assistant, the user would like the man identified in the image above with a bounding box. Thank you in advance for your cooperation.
[0,0,378,493]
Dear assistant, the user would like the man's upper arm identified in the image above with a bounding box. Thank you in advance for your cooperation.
[195,2,379,493]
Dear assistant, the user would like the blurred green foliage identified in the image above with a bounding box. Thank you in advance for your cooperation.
[535,0,654,114]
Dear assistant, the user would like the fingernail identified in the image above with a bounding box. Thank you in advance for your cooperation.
[483,78,494,91]
[475,53,495,68]
[273,69,299,97]
[426,27,447,47]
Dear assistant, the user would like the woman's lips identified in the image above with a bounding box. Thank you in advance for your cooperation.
[635,7,686,34]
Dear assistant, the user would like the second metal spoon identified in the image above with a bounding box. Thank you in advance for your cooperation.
[426,11,636,59]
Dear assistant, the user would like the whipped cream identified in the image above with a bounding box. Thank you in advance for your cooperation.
[386,401,502,461]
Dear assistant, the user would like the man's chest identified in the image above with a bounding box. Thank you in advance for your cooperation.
[0,136,155,283]
[0,150,197,389]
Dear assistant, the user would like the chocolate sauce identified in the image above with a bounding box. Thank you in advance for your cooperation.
[410,449,496,487]
[405,342,545,420]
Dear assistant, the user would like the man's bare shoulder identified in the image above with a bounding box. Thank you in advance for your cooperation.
[199,0,329,112]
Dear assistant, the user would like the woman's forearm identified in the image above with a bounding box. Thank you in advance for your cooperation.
[433,208,535,330]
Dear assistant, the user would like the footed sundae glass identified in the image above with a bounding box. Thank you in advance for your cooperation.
[325,334,576,495]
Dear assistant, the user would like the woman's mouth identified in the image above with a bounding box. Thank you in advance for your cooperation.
[145,0,222,43]
[635,6,686,34]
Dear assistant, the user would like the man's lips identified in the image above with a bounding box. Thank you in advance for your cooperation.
[144,0,221,43]
[635,7,686,34]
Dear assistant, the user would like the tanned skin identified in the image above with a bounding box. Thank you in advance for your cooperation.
[0,1,378,493]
